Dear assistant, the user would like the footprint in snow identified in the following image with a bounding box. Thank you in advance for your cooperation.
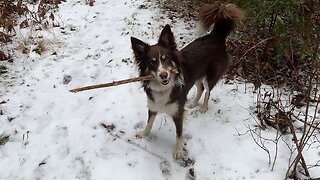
[213,98,221,104]
[134,121,144,129]
[63,75,72,85]
[159,160,171,177]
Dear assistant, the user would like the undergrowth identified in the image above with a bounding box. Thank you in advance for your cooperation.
[0,0,64,60]
[228,0,320,92]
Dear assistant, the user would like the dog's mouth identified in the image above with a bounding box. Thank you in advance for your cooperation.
[160,79,170,86]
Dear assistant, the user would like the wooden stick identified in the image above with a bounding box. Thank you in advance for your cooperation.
[70,75,155,93]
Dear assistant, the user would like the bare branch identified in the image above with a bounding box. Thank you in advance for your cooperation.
[70,75,155,93]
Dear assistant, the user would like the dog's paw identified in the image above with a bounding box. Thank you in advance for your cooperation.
[173,147,184,159]
[136,131,148,139]
[199,106,208,113]
[187,102,197,108]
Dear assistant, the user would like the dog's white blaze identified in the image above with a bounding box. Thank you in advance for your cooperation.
[157,54,167,75]
[158,61,165,73]
[147,89,178,116]
[158,53,171,76]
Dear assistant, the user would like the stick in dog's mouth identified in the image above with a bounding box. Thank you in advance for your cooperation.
[69,69,179,93]
[171,68,179,74]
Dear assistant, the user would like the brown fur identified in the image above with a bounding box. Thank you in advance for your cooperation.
[199,2,244,34]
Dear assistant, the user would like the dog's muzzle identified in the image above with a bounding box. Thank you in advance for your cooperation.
[158,72,170,85]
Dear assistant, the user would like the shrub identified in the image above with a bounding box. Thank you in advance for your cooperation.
[229,0,320,91]
[0,0,64,61]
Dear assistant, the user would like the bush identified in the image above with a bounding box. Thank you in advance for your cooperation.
[0,0,63,61]
[229,0,320,91]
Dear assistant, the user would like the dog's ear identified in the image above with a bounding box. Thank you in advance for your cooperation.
[158,24,176,50]
[131,37,149,60]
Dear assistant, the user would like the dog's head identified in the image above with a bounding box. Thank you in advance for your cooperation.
[131,25,184,89]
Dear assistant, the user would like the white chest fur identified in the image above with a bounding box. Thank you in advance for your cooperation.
[147,87,178,116]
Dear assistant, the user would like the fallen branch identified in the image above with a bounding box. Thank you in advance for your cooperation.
[70,75,155,93]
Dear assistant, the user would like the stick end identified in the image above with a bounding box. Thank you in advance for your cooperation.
[69,90,78,93]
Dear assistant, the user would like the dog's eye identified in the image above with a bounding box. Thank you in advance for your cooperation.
[150,58,157,65]
[161,55,169,62]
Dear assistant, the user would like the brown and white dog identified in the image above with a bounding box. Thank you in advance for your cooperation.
[131,2,243,159]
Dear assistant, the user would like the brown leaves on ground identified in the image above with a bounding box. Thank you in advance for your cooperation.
[101,123,116,132]
[0,0,65,63]
[87,0,95,6]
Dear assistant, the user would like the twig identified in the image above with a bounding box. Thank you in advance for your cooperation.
[100,123,169,162]
[291,114,320,131]
[239,36,277,61]
[70,75,155,93]
[271,130,281,171]
[247,125,271,165]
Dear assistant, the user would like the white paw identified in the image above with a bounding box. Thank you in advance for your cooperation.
[187,102,197,108]
[199,106,208,113]
[173,147,184,159]
[136,131,148,139]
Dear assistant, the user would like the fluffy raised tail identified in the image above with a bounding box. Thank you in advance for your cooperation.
[197,2,244,37]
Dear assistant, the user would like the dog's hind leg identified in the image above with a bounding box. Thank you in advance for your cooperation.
[200,72,223,113]
[136,110,157,138]
[172,110,185,159]
[187,79,204,108]
[200,77,210,113]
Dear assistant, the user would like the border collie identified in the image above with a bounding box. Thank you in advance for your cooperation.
[131,2,243,159]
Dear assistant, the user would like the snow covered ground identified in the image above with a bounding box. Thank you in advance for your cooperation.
[0,0,319,179]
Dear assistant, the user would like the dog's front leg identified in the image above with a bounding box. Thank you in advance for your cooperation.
[172,112,184,159]
[136,110,157,138]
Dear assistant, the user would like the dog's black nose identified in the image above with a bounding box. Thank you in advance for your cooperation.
[159,72,168,79]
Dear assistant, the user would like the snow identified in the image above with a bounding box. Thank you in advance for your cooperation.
[0,0,319,179]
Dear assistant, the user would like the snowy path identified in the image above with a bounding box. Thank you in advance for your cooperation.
[0,0,319,179]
